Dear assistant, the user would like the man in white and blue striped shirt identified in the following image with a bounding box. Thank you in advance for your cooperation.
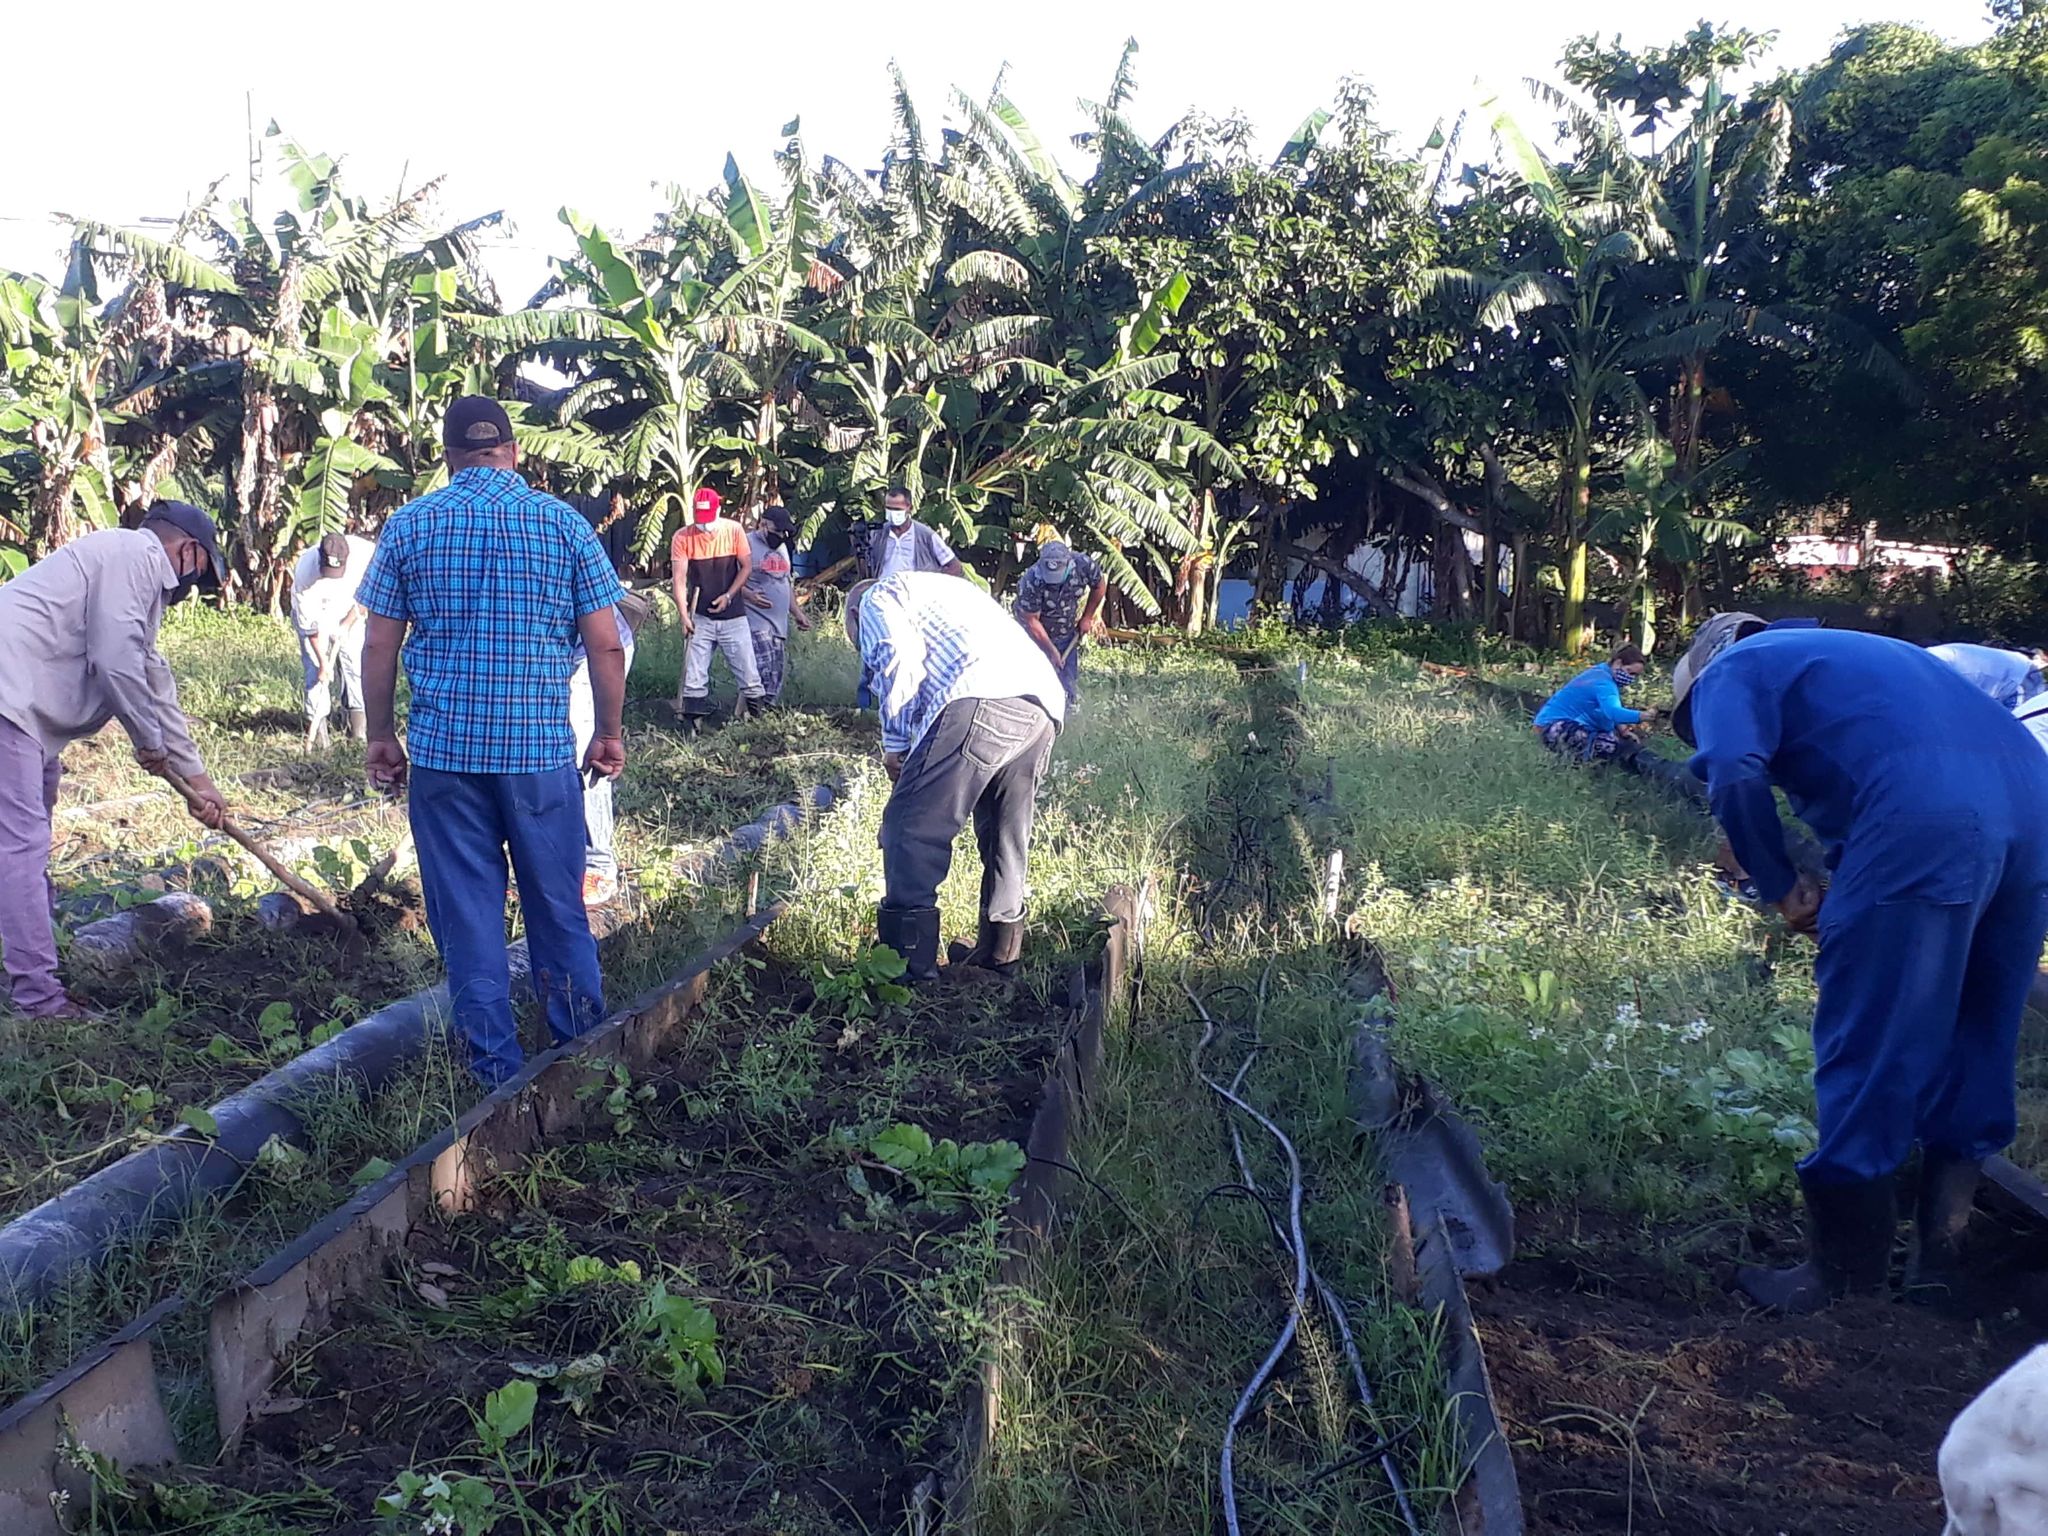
[848,572,1065,980]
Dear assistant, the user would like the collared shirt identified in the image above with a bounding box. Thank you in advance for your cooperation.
[744,531,796,639]
[858,571,1065,756]
[0,529,204,773]
[289,534,376,641]
[1013,551,1104,648]
[871,520,956,579]
[356,466,625,774]
[670,517,749,617]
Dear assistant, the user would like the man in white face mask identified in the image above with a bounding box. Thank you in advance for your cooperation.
[867,485,965,582]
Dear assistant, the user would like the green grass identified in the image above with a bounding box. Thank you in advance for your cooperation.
[1301,657,1824,1213]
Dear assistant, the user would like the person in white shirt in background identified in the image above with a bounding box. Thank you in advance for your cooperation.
[569,591,649,906]
[289,531,375,748]
[1932,640,2048,760]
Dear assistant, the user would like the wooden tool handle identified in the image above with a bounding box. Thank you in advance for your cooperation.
[162,770,355,931]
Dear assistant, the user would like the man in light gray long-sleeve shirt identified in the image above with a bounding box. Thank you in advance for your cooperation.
[0,504,229,1018]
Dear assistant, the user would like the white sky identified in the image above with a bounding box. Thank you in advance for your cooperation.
[5,0,1993,301]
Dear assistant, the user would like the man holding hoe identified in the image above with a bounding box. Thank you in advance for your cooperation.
[0,502,230,1019]
[847,572,1065,982]
[1012,540,1107,706]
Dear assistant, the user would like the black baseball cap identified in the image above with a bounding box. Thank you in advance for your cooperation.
[142,500,225,588]
[760,505,795,536]
[318,532,350,571]
[443,395,516,452]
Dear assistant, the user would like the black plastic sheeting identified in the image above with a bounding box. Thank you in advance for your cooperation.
[0,782,840,1315]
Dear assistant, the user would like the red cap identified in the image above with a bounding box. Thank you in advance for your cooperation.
[692,487,722,522]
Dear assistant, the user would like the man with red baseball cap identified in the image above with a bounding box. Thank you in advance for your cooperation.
[670,486,766,721]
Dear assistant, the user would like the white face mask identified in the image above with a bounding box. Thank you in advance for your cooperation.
[885,508,911,528]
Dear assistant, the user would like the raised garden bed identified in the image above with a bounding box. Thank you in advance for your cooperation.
[44,895,1135,1535]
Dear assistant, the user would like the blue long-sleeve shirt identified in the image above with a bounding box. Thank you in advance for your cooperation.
[1533,663,1642,733]
[1687,628,2048,903]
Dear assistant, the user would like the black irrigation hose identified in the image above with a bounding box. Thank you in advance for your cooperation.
[1189,984,1424,1536]
[1027,1155,1137,1227]
[1187,982,1311,1536]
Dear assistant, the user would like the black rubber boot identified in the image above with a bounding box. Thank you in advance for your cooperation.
[1905,1151,1982,1303]
[1736,1170,1895,1313]
[346,709,367,743]
[876,906,940,983]
[950,917,1025,977]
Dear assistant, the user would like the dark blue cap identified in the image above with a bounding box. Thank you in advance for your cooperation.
[141,500,225,588]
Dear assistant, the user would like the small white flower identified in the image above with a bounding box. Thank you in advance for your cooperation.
[1600,1032,1619,1053]
[1528,1025,1547,1040]
[1681,1018,1711,1044]
[1614,1001,1641,1028]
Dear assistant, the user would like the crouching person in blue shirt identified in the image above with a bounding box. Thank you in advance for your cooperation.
[1672,613,2048,1313]
[847,574,1066,982]
[1532,643,1658,760]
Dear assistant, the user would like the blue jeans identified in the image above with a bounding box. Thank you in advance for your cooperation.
[410,766,605,1085]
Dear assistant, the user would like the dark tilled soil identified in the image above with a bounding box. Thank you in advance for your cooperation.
[207,957,1066,1534]
[1474,1203,2048,1536]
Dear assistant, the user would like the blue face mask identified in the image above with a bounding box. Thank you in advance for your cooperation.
[1612,665,1638,690]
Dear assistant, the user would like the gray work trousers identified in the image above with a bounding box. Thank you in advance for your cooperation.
[879,696,1055,920]
[680,615,764,702]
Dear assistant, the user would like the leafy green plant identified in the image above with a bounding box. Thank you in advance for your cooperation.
[578,1059,655,1135]
[308,838,373,893]
[376,1469,501,1535]
[256,1000,300,1061]
[812,945,911,1020]
[473,1379,539,1459]
[634,1283,724,1400]
[868,1123,1027,1201]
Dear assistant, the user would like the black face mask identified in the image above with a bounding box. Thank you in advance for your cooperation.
[168,550,207,604]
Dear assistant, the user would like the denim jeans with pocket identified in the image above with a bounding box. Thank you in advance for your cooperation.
[879,697,1055,919]
[410,765,605,1085]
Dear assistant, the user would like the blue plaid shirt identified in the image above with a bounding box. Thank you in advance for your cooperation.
[858,572,1065,756]
[357,467,625,774]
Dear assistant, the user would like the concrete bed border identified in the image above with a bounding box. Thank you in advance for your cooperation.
[0,782,844,1316]
[0,902,786,1534]
[931,882,1145,1532]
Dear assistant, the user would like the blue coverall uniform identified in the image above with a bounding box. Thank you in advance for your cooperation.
[1688,628,2048,1185]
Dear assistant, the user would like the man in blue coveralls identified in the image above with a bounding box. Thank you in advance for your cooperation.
[1671,613,2048,1312]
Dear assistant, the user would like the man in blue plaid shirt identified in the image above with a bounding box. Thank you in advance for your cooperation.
[358,398,630,1085]
[847,572,1065,981]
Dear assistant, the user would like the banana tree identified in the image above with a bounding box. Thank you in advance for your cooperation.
[1425,88,1662,653]
[481,204,832,564]
[1600,428,1755,651]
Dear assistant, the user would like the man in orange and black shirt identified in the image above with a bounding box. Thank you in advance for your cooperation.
[671,487,766,718]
